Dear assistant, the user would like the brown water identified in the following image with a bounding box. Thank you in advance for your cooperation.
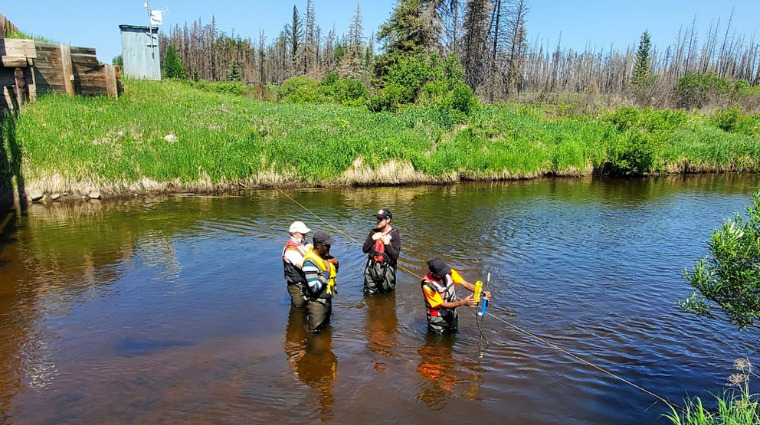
[1,175,758,425]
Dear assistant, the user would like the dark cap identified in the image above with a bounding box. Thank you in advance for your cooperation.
[375,208,392,220]
[427,258,451,276]
[313,230,335,246]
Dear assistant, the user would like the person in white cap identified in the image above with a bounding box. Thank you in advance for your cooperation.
[283,221,313,307]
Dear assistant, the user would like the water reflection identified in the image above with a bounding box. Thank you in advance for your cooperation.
[364,294,399,370]
[416,334,483,410]
[285,308,337,422]
[1,176,759,424]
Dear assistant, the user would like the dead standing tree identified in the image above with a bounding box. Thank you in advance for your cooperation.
[462,0,491,90]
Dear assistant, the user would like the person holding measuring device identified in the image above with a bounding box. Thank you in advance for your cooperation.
[421,258,491,334]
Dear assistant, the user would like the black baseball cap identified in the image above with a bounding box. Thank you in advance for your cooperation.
[313,230,335,246]
[375,208,392,220]
[427,258,451,276]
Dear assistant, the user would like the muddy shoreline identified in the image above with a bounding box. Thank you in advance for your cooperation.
[4,165,755,213]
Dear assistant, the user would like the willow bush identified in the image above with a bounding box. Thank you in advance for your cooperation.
[679,190,760,329]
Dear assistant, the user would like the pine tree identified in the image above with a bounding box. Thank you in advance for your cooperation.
[163,45,187,80]
[374,0,426,83]
[227,61,242,81]
[632,30,652,88]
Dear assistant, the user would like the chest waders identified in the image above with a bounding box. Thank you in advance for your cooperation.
[364,231,396,294]
[421,277,458,333]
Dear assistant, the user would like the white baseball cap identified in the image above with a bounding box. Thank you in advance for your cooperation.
[289,221,311,234]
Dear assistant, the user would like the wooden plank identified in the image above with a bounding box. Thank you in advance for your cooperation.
[71,52,97,58]
[14,68,28,107]
[1,46,37,57]
[0,39,36,57]
[70,46,97,56]
[59,44,74,96]
[28,63,37,102]
[34,60,63,70]
[35,45,61,53]
[72,63,99,71]
[34,59,63,67]
[105,64,118,98]
[0,13,21,37]
[72,59,99,67]
[33,67,64,88]
[71,55,98,64]
[34,51,62,59]
[77,79,104,86]
[36,84,66,93]
[1,56,28,67]
[81,65,105,74]
[115,66,123,96]
[2,86,14,111]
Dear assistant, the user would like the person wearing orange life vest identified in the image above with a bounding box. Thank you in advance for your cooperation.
[302,230,339,333]
[421,258,491,334]
[362,208,401,294]
[282,221,313,308]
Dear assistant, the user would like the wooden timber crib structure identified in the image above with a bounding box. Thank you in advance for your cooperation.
[0,14,122,113]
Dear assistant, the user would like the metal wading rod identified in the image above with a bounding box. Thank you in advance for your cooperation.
[276,187,682,413]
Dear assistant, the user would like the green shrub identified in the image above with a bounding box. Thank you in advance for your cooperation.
[278,77,320,103]
[372,53,476,116]
[277,73,369,107]
[711,107,743,132]
[675,73,731,109]
[711,107,760,137]
[602,131,659,175]
[333,78,370,107]
[606,106,688,133]
[734,79,751,94]
[679,190,760,329]
[439,82,477,117]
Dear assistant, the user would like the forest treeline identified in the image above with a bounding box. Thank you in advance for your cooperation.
[148,0,760,111]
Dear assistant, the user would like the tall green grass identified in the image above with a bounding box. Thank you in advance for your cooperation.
[9,79,760,195]
[664,358,760,425]
[2,32,55,43]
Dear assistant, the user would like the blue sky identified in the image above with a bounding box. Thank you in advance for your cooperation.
[3,1,759,63]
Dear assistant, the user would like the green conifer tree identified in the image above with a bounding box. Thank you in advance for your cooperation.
[632,30,652,89]
[227,61,242,82]
[162,45,187,80]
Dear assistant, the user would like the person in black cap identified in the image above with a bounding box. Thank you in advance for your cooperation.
[421,258,491,333]
[301,230,339,332]
[362,208,401,294]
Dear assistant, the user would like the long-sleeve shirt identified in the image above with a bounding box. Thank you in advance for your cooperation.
[303,255,332,299]
[362,227,401,265]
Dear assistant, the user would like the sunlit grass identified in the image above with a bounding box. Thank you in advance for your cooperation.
[8,79,760,195]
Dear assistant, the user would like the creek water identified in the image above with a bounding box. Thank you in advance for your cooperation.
[1,175,759,425]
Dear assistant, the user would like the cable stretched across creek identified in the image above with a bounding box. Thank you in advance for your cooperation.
[275,186,682,413]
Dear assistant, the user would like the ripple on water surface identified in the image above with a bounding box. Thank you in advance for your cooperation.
[1,176,759,424]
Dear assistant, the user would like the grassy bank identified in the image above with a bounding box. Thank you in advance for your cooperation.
[4,79,760,199]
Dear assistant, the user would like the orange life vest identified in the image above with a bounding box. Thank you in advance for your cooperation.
[372,238,386,263]
[282,238,306,285]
